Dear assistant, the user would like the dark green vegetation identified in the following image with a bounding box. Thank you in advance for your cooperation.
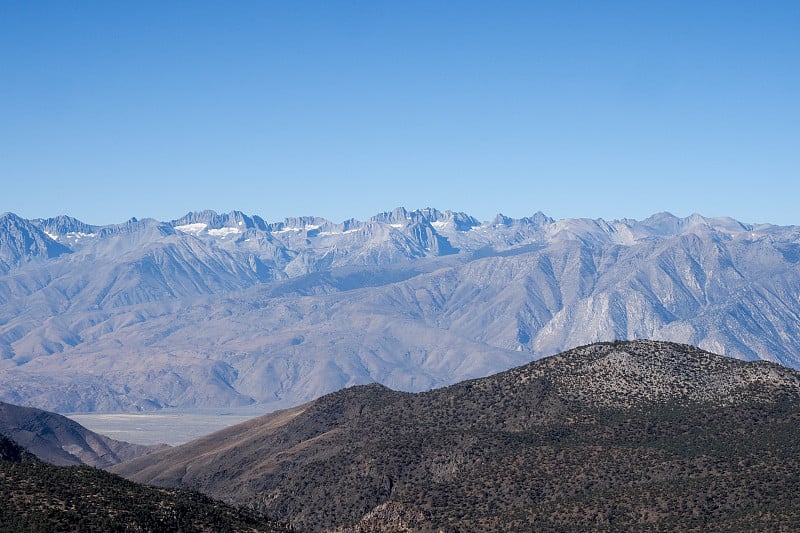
[0,434,289,532]
[114,340,800,532]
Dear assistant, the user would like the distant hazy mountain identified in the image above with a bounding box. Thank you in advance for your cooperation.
[2,207,800,411]
[0,401,163,467]
[111,340,800,532]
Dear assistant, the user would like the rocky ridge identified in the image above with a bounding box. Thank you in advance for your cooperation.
[506,339,800,409]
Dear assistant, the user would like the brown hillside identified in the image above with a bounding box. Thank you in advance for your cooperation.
[113,340,800,532]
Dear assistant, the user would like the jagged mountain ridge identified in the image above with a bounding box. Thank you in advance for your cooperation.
[0,212,72,273]
[2,208,800,411]
[111,340,800,532]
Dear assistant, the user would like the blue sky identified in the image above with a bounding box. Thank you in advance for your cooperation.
[1,1,798,226]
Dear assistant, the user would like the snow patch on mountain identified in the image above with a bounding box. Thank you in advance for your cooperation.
[207,227,242,237]
[175,223,208,234]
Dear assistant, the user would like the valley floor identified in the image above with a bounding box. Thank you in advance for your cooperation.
[66,409,263,446]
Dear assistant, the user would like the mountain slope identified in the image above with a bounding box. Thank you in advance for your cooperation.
[112,340,800,532]
[3,208,800,411]
[0,433,37,463]
[0,401,163,467]
[0,435,289,532]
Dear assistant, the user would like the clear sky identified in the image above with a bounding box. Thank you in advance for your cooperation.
[1,1,798,226]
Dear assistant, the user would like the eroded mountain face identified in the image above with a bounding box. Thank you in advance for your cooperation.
[2,208,800,411]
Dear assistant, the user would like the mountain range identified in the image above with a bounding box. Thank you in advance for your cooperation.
[111,340,800,532]
[2,208,800,412]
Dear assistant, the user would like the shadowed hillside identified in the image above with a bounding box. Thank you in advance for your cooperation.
[0,433,289,532]
[113,340,800,532]
[0,401,164,467]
